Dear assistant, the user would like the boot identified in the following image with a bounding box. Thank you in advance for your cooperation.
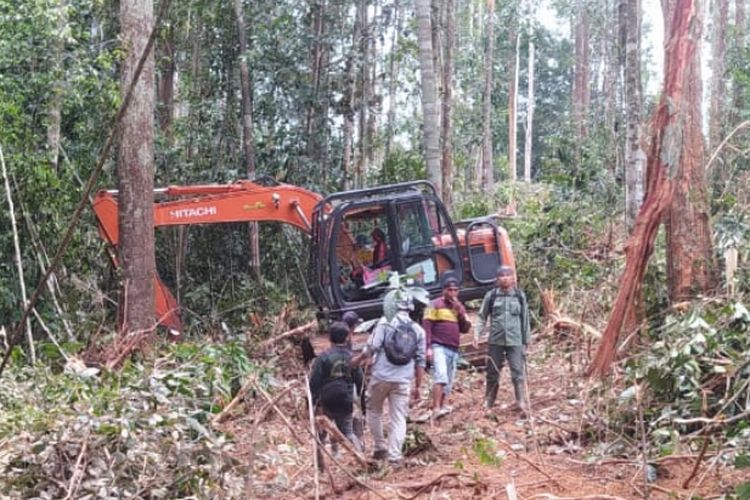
[485,382,498,409]
[512,379,528,414]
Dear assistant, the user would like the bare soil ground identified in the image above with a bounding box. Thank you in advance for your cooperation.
[223,322,747,499]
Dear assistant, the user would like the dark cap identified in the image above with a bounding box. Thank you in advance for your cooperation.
[441,273,460,289]
[342,311,362,328]
[496,266,514,277]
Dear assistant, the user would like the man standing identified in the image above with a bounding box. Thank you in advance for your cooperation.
[473,266,530,413]
[309,321,364,458]
[423,274,471,419]
[359,289,426,466]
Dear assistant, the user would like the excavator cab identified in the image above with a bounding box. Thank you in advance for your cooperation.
[308,181,515,321]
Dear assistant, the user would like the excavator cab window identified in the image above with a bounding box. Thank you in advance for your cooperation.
[396,199,461,288]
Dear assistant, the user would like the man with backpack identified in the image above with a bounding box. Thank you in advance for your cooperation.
[309,321,365,458]
[473,266,530,413]
[423,274,471,420]
[359,288,426,467]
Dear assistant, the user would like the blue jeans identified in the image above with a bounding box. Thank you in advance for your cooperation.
[431,343,459,395]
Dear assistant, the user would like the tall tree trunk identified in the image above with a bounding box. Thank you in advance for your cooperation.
[441,0,455,210]
[524,41,535,182]
[156,28,175,138]
[665,0,717,301]
[118,0,156,334]
[733,0,746,117]
[383,0,402,176]
[572,2,591,144]
[508,28,520,181]
[47,0,68,172]
[625,0,645,229]
[588,0,699,377]
[709,0,728,151]
[415,0,442,195]
[1,147,35,362]
[342,0,363,190]
[356,0,369,188]
[366,0,380,169]
[233,0,260,278]
[481,0,495,193]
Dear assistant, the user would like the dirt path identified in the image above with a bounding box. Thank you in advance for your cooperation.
[227,328,745,499]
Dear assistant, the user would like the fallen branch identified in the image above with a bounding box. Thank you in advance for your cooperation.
[62,436,89,500]
[682,437,710,489]
[258,320,317,350]
[529,495,628,500]
[212,374,257,424]
[254,381,384,499]
[315,416,368,467]
[303,372,321,500]
[498,442,560,489]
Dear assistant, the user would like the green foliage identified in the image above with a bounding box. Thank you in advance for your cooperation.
[472,436,504,467]
[0,340,267,497]
[737,481,750,500]
[613,299,750,455]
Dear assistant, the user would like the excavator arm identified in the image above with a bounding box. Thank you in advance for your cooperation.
[92,180,323,333]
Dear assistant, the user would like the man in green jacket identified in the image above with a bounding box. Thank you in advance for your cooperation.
[473,266,530,412]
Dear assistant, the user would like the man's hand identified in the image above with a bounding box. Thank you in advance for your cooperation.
[426,347,433,362]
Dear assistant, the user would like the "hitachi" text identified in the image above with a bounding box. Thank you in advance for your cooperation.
[169,206,217,219]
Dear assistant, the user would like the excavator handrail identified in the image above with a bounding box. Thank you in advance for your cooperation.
[316,180,438,209]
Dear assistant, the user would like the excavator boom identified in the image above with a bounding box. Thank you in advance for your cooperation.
[93,180,323,332]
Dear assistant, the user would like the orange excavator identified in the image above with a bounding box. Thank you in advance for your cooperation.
[93,179,515,333]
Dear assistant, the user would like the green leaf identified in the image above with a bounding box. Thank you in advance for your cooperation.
[735,453,750,469]
[736,481,750,500]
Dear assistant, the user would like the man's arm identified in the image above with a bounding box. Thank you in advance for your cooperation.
[422,306,434,360]
[473,292,490,347]
[412,326,427,401]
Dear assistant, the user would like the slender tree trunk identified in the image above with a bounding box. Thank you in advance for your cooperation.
[664,0,717,301]
[709,0,728,151]
[118,0,156,334]
[481,0,495,193]
[524,41,535,182]
[366,0,379,169]
[625,0,645,229]
[509,29,520,181]
[733,0,746,116]
[572,2,590,144]
[47,0,68,172]
[415,0,442,195]
[383,0,401,174]
[356,0,369,188]
[156,29,175,138]
[342,1,363,189]
[1,146,35,362]
[233,0,260,277]
[588,0,699,377]
[441,0,455,210]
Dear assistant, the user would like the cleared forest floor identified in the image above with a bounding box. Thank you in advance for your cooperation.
[224,317,747,499]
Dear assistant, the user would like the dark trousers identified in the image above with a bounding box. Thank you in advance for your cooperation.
[485,344,525,407]
[316,408,361,469]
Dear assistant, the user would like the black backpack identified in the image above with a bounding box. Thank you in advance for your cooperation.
[319,351,354,411]
[382,317,419,366]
